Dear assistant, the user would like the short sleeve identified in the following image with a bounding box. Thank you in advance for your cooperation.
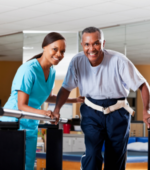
[13,66,35,95]
[62,58,78,91]
[52,82,55,89]
[51,66,56,90]
[119,59,146,91]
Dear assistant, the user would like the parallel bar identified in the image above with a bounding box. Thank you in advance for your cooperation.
[0,108,68,123]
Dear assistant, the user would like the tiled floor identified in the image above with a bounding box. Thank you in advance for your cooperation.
[36,151,148,170]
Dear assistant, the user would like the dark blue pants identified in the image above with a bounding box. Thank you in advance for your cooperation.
[80,98,131,170]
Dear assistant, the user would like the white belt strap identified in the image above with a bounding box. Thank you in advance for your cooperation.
[84,98,135,116]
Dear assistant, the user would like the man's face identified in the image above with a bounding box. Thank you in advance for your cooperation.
[81,31,105,66]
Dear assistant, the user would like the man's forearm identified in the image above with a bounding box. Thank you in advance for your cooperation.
[139,82,150,110]
[46,91,77,103]
[54,87,71,112]
[46,95,57,103]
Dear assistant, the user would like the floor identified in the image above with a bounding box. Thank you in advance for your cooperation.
[63,162,148,170]
[36,151,148,170]
[35,161,147,170]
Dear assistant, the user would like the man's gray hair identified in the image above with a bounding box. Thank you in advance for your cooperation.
[82,27,104,42]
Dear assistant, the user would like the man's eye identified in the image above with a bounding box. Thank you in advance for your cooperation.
[85,44,89,46]
[61,51,65,54]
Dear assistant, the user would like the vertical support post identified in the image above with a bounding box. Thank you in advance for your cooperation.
[46,126,63,170]
[0,130,25,170]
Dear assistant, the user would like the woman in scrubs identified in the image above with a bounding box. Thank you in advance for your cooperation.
[0,32,83,170]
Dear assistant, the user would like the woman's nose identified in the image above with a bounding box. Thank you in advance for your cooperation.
[56,51,62,57]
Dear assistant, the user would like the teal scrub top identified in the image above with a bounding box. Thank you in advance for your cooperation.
[1,59,55,128]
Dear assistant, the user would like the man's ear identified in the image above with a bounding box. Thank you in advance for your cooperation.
[103,40,106,48]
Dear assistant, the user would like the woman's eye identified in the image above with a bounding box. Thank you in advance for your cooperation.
[53,48,57,51]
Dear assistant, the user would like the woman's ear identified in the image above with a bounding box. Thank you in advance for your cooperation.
[43,46,46,52]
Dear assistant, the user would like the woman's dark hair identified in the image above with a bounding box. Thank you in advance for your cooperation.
[29,32,65,60]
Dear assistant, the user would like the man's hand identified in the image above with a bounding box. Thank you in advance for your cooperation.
[52,109,60,125]
[51,87,70,125]
[143,109,150,128]
[76,96,85,103]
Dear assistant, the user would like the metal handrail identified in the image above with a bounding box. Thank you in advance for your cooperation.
[0,107,68,123]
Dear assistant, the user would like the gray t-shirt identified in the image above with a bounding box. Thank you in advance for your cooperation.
[62,49,146,99]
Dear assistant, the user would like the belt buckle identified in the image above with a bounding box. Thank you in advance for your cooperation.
[102,107,105,113]
[102,107,110,114]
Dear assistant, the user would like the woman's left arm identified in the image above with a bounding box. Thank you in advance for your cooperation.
[46,90,84,103]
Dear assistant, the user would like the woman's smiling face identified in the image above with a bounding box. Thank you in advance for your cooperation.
[43,39,66,65]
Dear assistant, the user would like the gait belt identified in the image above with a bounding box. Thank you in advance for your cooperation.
[84,98,135,116]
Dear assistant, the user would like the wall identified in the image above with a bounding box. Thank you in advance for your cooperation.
[0,61,22,106]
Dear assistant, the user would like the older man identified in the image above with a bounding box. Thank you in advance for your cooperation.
[53,27,150,170]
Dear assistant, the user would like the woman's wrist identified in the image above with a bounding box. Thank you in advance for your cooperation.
[41,110,47,116]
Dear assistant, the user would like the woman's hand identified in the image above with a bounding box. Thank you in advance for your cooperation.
[42,110,58,124]
[76,96,85,103]
[42,109,60,125]
[42,110,53,117]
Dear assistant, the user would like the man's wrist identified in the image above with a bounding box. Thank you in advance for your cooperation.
[54,107,60,113]
[73,98,77,103]
[143,109,150,114]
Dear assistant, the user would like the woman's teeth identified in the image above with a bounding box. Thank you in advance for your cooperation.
[53,57,59,61]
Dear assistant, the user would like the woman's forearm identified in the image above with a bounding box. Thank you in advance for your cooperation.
[18,104,46,115]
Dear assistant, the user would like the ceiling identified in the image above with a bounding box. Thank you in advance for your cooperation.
[0,0,150,66]
[1,0,150,35]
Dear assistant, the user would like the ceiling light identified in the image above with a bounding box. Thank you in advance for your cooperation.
[23,47,34,50]
[23,30,77,33]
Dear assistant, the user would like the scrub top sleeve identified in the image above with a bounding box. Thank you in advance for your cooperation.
[62,59,78,91]
[51,68,56,89]
[14,68,34,95]
[52,82,55,89]
[119,59,146,91]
